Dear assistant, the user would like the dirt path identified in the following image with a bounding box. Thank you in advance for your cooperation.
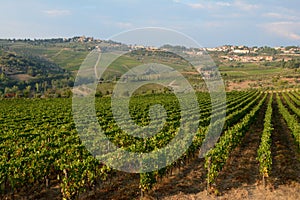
[51,48,67,58]
[269,95,300,187]
[83,172,140,200]
[213,96,267,194]
[144,157,207,199]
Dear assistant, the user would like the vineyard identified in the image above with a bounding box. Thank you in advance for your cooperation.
[1,90,300,199]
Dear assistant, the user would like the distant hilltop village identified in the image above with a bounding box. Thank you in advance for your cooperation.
[2,36,300,62]
[203,45,300,62]
[204,45,300,54]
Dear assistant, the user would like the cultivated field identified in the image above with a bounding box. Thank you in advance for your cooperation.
[1,90,300,199]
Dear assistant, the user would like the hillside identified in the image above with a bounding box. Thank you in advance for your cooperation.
[0,37,299,97]
[0,50,72,96]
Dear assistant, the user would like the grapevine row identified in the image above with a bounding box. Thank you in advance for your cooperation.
[139,92,261,192]
[289,91,300,106]
[282,92,300,118]
[204,93,267,185]
[257,93,273,186]
[276,93,300,146]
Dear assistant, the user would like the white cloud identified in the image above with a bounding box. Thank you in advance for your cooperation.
[234,0,259,11]
[216,2,231,7]
[263,12,298,21]
[187,3,205,9]
[183,1,259,11]
[186,1,232,10]
[43,9,71,17]
[264,22,300,41]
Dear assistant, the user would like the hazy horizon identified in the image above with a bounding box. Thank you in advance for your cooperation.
[0,35,298,48]
[1,0,300,47]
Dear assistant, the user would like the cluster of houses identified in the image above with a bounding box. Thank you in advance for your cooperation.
[220,55,275,62]
[274,46,300,54]
[63,36,100,43]
[181,45,300,62]
[204,45,300,55]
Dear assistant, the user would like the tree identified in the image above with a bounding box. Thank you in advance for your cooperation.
[0,73,6,81]
[4,87,11,94]
[15,90,22,98]
[42,81,48,93]
[24,85,31,98]
[35,82,40,93]
[95,90,103,97]
[11,85,19,93]
[27,66,34,76]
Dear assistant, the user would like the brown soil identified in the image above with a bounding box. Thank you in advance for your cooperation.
[81,172,140,200]
[212,94,267,193]
[227,80,257,91]
[144,157,207,199]
[227,78,299,91]
[269,94,300,187]
[9,74,33,81]
[158,184,300,200]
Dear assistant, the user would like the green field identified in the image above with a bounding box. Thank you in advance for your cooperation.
[1,90,300,199]
[220,63,287,78]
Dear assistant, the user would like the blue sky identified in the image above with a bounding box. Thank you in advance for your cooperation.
[1,0,300,47]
